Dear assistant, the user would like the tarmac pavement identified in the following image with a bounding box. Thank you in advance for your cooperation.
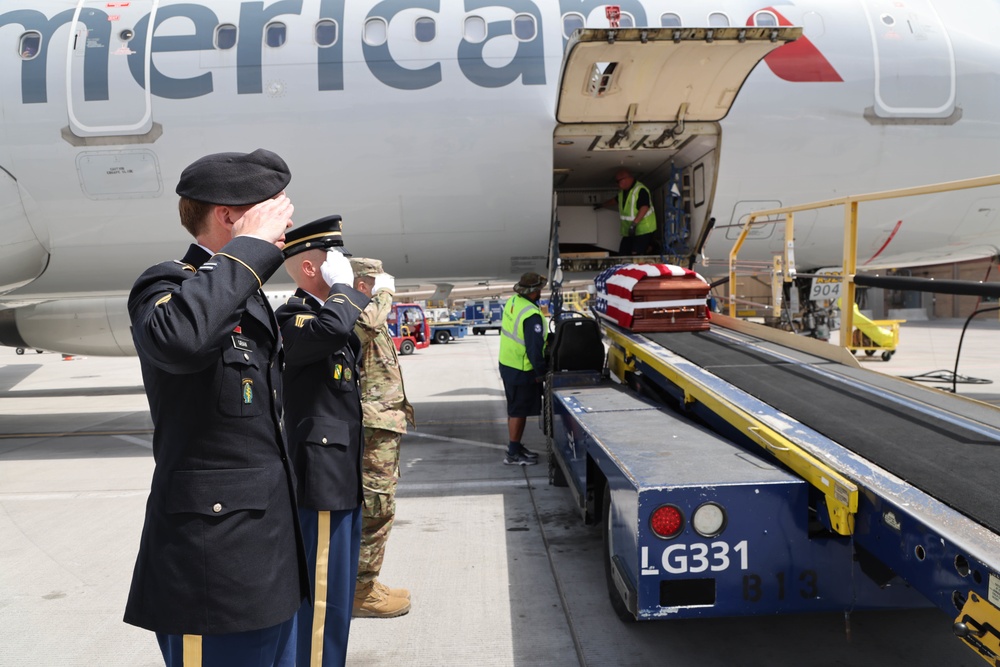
[1,319,995,666]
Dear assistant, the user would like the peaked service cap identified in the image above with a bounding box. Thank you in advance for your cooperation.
[514,272,547,295]
[282,215,350,258]
[350,257,383,277]
[175,148,290,206]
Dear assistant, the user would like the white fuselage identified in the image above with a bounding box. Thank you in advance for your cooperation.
[1,0,998,354]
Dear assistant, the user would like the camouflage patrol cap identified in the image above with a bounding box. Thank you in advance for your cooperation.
[350,257,383,277]
[514,272,547,296]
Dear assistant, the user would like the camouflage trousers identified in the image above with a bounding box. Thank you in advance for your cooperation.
[357,427,402,585]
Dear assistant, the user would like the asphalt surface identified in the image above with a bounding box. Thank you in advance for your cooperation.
[2,319,996,666]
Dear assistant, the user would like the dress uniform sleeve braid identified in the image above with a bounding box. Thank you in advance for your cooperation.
[278,286,372,367]
[325,291,366,312]
[128,238,283,371]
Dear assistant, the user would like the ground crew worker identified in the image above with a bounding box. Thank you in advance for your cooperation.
[350,257,415,618]
[125,149,307,667]
[276,216,370,667]
[595,168,657,256]
[499,272,549,466]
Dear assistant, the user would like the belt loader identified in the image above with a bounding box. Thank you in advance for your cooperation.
[544,311,1000,664]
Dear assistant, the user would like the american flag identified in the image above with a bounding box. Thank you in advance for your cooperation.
[594,263,709,329]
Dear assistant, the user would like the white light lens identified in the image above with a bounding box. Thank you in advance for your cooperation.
[692,502,726,537]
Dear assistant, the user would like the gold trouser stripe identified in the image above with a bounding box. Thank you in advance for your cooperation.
[311,511,332,667]
[183,635,202,666]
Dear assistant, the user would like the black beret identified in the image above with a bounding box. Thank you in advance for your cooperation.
[175,148,290,206]
[283,215,351,258]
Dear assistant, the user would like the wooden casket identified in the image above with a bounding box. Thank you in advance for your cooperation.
[594,264,711,333]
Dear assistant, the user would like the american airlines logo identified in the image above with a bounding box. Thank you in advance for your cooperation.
[6,0,550,104]
[7,1,839,105]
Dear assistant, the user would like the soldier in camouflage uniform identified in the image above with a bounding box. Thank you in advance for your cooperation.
[350,257,415,618]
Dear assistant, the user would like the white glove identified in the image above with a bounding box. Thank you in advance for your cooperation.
[320,249,354,287]
[372,272,395,296]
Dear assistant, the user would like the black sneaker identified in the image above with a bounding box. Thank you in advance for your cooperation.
[504,451,538,466]
[518,445,539,460]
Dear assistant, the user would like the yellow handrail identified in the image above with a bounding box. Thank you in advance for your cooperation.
[727,173,1000,347]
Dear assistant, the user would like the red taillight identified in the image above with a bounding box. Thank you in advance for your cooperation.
[650,505,684,539]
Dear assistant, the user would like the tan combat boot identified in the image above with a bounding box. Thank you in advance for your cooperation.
[374,579,410,600]
[353,581,411,618]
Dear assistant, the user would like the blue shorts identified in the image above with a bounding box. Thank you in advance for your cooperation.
[502,378,542,417]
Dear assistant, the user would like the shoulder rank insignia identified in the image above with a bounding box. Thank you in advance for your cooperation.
[155,294,172,307]
[242,378,253,404]
[295,314,315,328]
[171,260,196,272]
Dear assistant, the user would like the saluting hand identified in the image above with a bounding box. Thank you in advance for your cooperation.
[232,194,294,248]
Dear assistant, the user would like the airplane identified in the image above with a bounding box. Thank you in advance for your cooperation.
[1,0,999,355]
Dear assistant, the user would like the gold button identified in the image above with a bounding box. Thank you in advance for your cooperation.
[212,503,222,513]
[321,437,328,444]
[243,353,250,361]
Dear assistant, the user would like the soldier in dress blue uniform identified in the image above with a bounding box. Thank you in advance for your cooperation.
[125,149,309,667]
[276,215,371,667]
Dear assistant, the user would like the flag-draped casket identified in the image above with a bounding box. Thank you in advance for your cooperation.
[594,264,711,333]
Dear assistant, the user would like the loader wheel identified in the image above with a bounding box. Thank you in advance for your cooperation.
[603,485,636,623]
[399,339,415,355]
[864,350,875,357]
[434,330,450,344]
[882,350,894,361]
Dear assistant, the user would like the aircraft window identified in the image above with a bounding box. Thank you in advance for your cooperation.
[753,11,778,27]
[660,13,681,28]
[265,22,286,48]
[562,12,584,38]
[464,16,486,43]
[364,17,388,46]
[215,24,237,50]
[617,12,635,28]
[315,19,338,47]
[415,17,435,43]
[19,32,41,59]
[708,12,730,27]
[513,14,536,41]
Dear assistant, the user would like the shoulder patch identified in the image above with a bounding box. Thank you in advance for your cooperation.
[533,323,542,333]
[295,314,316,328]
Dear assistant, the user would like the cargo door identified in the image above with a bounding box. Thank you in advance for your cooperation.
[552,26,800,266]
[556,26,801,127]
[67,1,157,137]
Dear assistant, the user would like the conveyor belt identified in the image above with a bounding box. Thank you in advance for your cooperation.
[646,331,1000,535]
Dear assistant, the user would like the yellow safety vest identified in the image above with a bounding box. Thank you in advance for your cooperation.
[499,294,547,371]
[618,181,657,237]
